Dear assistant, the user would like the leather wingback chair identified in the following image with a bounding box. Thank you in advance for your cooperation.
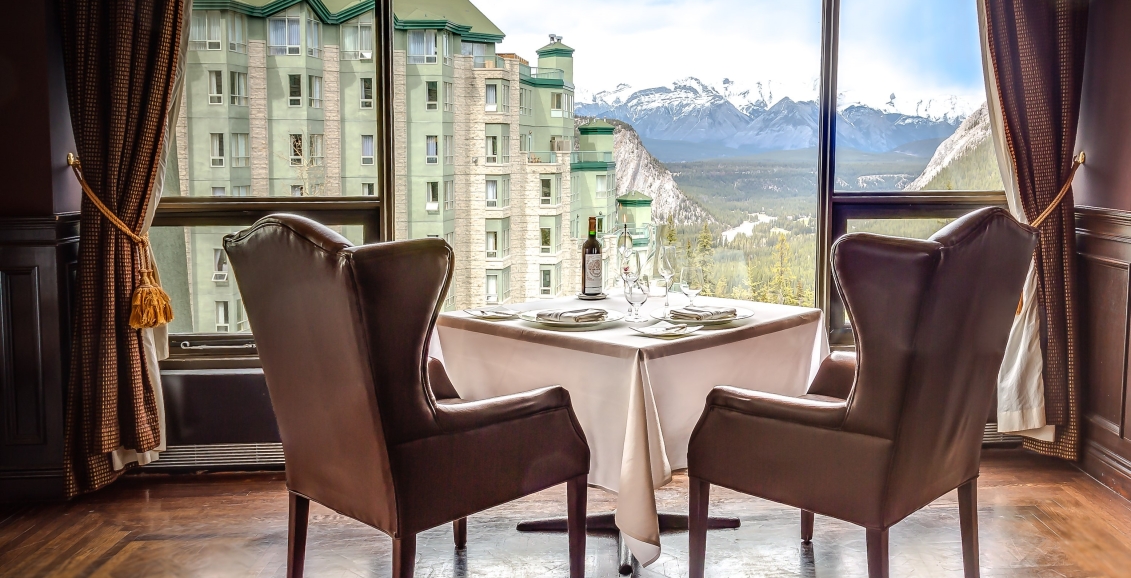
[687,207,1036,578]
[224,215,591,578]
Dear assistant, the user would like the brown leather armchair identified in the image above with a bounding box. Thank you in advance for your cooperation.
[687,207,1036,578]
[224,215,591,578]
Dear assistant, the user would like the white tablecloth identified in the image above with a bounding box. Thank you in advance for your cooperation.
[433,294,828,565]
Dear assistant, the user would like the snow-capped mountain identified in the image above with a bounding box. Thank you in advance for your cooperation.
[576,77,968,156]
[904,103,1003,192]
[576,118,714,225]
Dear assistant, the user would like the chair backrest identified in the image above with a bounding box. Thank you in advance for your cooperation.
[832,207,1035,524]
[223,215,453,534]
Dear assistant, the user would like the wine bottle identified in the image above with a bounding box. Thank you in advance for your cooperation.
[582,216,603,295]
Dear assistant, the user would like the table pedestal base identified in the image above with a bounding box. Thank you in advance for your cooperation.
[516,512,740,575]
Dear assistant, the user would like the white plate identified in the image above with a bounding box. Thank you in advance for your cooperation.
[631,321,703,338]
[519,309,625,328]
[649,307,755,325]
[464,308,519,321]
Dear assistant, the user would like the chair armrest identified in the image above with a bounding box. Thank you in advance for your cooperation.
[706,386,848,429]
[434,385,574,433]
[805,351,857,400]
[427,357,461,401]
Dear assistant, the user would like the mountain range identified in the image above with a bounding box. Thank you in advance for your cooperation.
[576,78,968,161]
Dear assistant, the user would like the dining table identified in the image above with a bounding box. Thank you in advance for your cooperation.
[431,292,829,568]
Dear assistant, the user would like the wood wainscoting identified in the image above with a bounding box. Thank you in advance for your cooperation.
[0,214,79,501]
[1077,205,1131,499]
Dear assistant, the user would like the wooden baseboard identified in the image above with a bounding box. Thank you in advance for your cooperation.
[0,468,66,503]
[1082,440,1131,501]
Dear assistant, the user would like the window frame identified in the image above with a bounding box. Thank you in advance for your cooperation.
[426,81,439,110]
[230,133,249,167]
[268,9,302,56]
[360,77,374,109]
[288,74,302,107]
[208,71,223,105]
[209,133,225,167]
[190,10,222,51]
[309,75,323,108]
[229,71,248,106]
[228,12,247,53]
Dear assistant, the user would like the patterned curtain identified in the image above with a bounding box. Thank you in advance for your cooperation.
[60,0,187,496]
[983,0,1089,460]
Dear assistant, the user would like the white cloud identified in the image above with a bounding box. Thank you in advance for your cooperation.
[470,0,987,116]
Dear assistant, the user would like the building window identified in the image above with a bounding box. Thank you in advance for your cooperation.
[485,136,498,164]
[216,301,230,332]
[309,134,324,166]
[362,135,374,165]
[520,88,532,116]
[289,134,303,166]
[541,178,552,205]
[288,74,302,106]
[208,71,223,104]
[501,84,511,114]
[210,133,225,167]
[551,93,573,118]
[228,13,247,53]
[443,135,454,166]
[231,133,249,167]
[486,231,499,259]
[232,185,250,197]
[306,16,322,58]
[426,81,438,110]
[309,76,323,108]
[212,186,226,197]
[268,9,302,56]
[426,182,440,212]
[442,31,452,66]
[341,14,374,60]
[444,231,455,248]
[443,82,454,112]
[485,83,498,112]
[502,226,511,257]
[407,30,437,64]
[426,135,438,164]
[541,227,552,254]
[190,11,222,51]
[554,263,562,295]
[541,268,552,295]
[236,300,248,332]
[291,184,304,197]
[444,180,454,210]
[596,174,608,198]
[229,72,248,106]
[360,77,374,108]
[501,136,511,164]
[213,248,229,281]
[486,180,498,208]
[486,273,499,303]
[362,182,375,196]
[597,213,605,234]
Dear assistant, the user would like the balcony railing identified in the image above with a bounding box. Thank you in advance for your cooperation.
[525,151,559,164]
[571,152,613,163]
[474,56,506,69]
[518,64,565,81]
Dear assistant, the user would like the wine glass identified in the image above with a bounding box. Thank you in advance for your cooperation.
[657,245,675,307]
[624,253,650,321]
[680,266,704,306]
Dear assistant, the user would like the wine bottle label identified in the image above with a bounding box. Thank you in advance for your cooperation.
[584,254,603,293]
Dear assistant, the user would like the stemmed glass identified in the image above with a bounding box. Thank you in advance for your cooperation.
[680,266,704,306]
[623,251,650,322]
[657,244,675,307]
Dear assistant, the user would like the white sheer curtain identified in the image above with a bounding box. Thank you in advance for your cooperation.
[269,19,286,47]
[409,30,426,55]
[111,0,194,470]
[978,0,1055,442]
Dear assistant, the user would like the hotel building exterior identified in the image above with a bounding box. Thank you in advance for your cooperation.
[162,0,618,333]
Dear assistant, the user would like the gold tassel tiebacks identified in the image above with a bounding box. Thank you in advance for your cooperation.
[67,153,174,329]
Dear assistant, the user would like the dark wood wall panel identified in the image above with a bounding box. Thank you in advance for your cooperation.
[1078,207,1131,499]
[0,267,46,445]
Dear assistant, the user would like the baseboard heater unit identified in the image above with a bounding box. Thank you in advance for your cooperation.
[142,443,284,470]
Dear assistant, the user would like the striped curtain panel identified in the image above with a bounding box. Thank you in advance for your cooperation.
[59,0,188,496]
[982,0,1089,460]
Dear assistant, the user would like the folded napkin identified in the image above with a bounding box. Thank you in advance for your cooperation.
[465,307,518,319]
[536,308,608,323]
[669,305,737,321]
[633,321,701,337]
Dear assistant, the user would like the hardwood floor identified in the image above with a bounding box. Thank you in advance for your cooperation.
[2,449,1131,577]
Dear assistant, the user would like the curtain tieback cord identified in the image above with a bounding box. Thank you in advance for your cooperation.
[67,153,174,329]
[1017,151,1086,315]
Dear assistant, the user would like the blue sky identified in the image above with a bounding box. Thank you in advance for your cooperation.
[473,0,988,116]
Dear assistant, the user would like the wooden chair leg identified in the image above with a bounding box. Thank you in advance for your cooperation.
[453,517,467,549]
[866,528,888,578]
[567,474,588,578]
[688,476,710,578]
[287,492,309,578]
[801,510,814,543]
[393,534,417,578]
[959,479,980,578]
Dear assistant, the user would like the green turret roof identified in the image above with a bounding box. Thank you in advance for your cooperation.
[616,191,653,206]
[537,40,575,57]
[579,120,615,135]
